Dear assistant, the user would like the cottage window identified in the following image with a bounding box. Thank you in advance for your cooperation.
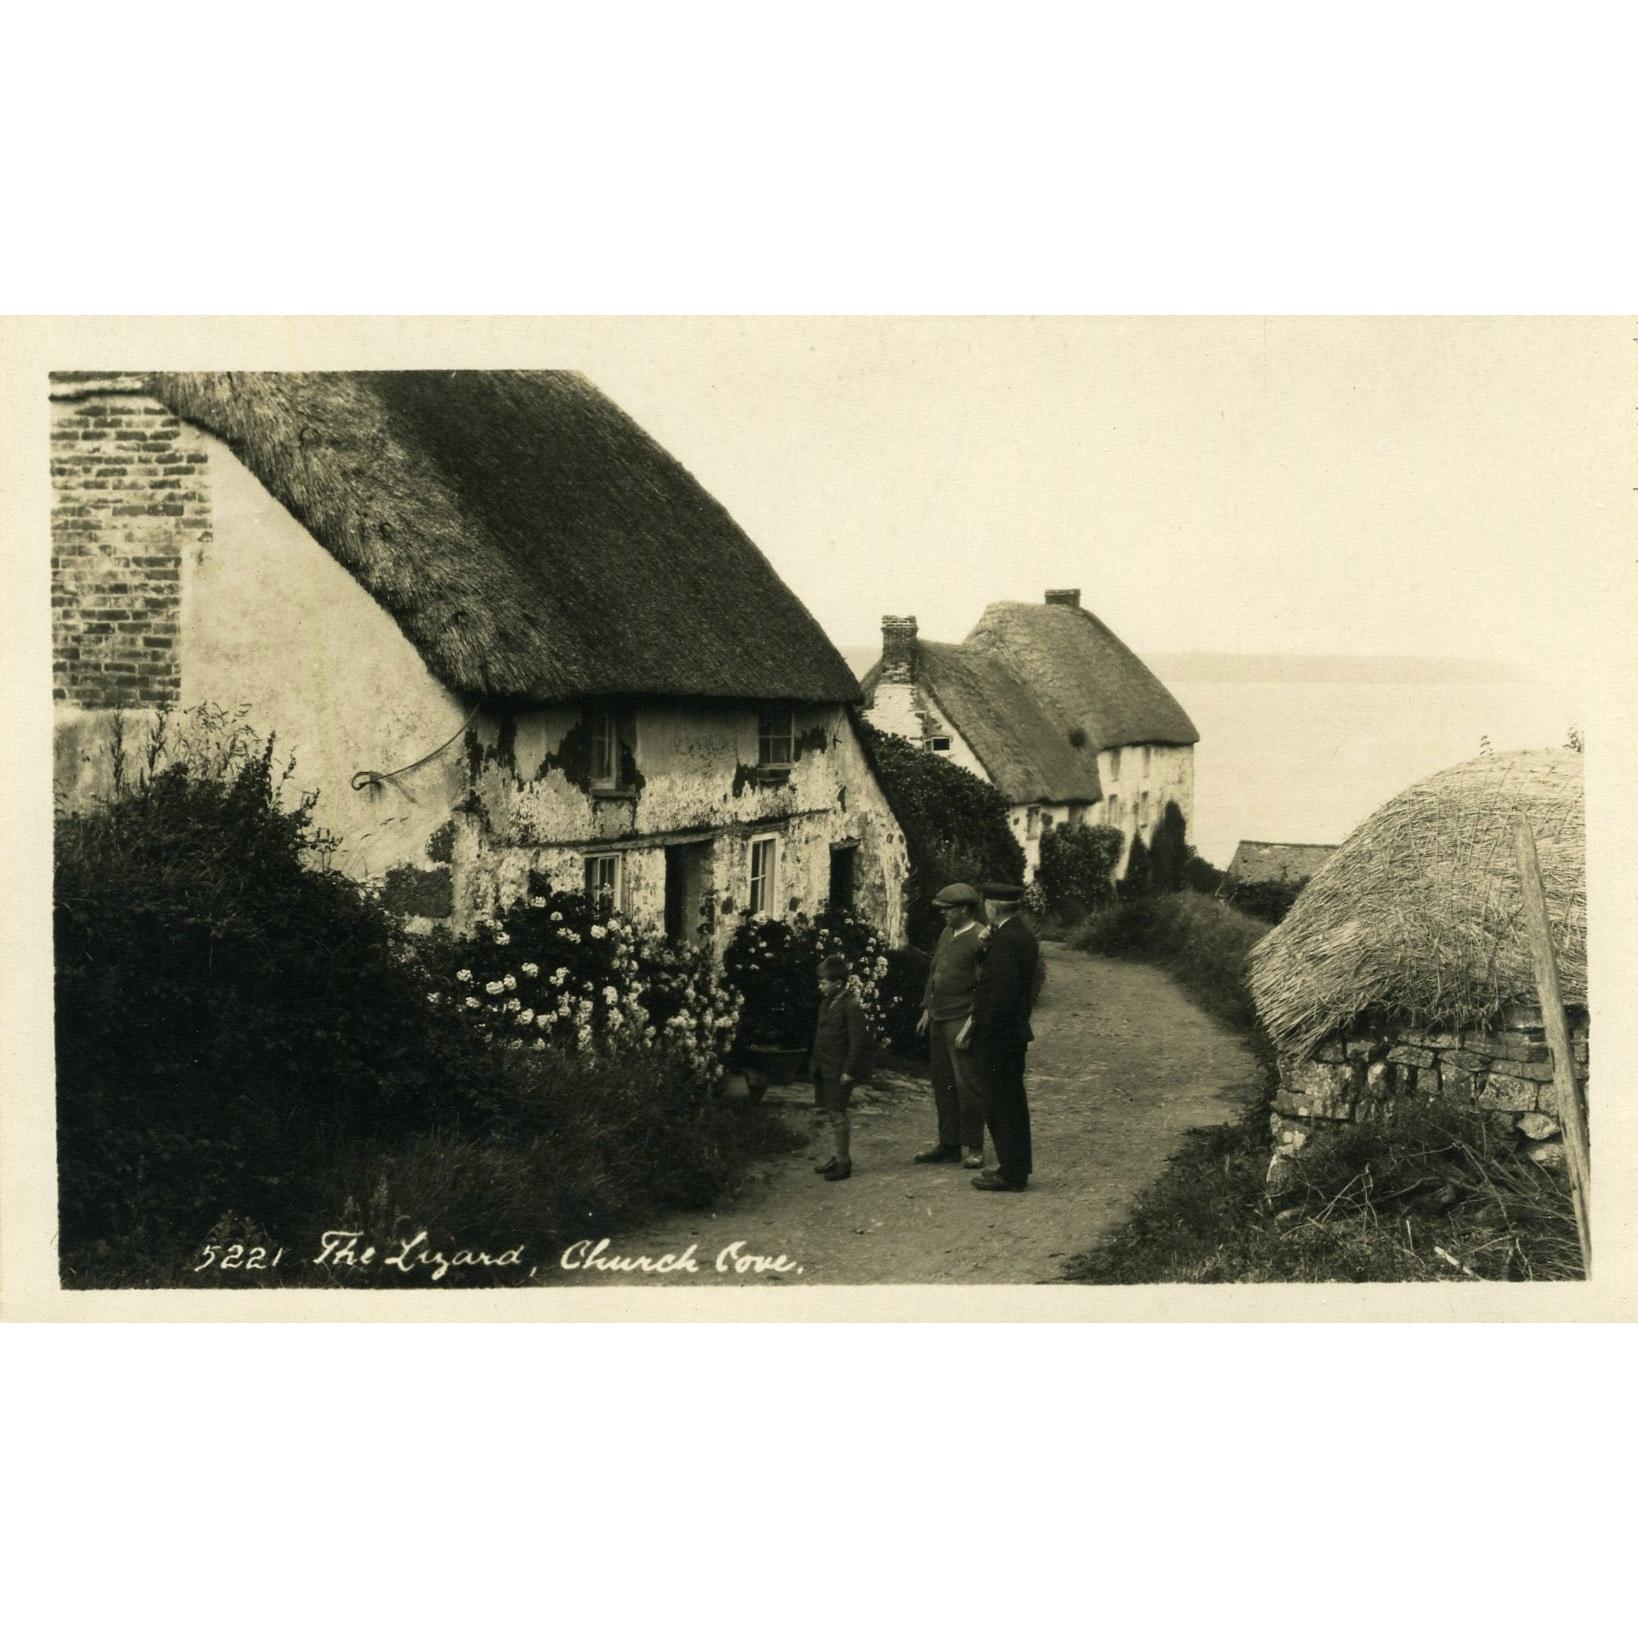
[748,835,779,914]
[1109,795,1123,829]
[928,735,952,753]
[583,852,622,915]
[757,707,794,768]
[1142,746,1153,777]
[1108,747,1121,783]
[1139,792,1150,831]
[1025,807,1040,839]
[587,708,619,787]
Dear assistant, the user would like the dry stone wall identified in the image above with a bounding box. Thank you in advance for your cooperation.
[1268,1004,1589,1186]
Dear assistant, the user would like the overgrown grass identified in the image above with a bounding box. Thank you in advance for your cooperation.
[1070,891,1271,1039]
[1061,1096,1581,1283]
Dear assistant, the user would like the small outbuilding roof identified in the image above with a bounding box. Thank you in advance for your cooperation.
[142,370,861,707]
[1227,840,1338,885]
[963,600,1199,751]
[1249,749,1586,1058]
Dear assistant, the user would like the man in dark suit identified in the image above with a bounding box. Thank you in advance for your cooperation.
[960,882,1039,1192]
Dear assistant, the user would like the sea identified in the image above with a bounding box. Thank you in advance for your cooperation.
[842,647,1581,871]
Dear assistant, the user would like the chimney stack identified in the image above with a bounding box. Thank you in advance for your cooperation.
[880,615,919,683]
[1045,588,1081,608]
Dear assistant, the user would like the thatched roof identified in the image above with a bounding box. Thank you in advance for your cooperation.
[865,641,1103,804]
[1227,840,1338,885]
[1249,750,1586,1057]
[964,601,1199,750]
[143,371,860,706]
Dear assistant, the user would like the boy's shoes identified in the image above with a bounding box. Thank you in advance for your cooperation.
[962,1149,986,1168]
[823,1160,852,1182]
[815,1156,839,1173]
[913,1144,961,1163]
[971,1174,1026,1192]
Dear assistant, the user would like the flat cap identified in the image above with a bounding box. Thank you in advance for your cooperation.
[931,882,982,908]
[979,881,1026,904]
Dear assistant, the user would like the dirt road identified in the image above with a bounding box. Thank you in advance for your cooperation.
[547,945,1261,1286]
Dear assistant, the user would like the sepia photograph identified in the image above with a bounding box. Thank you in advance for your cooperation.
[3,315,1629,1317]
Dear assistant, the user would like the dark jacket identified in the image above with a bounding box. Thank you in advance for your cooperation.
[810,989,872,1083]
[970,915,1040,1047]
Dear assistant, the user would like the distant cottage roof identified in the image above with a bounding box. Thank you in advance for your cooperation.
[142,371,861,706]
[1227,841,1338,886]
[963,600,1199,751]
[914,641,1103,804]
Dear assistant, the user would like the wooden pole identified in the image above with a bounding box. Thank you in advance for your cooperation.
[1512,816,1592,1274]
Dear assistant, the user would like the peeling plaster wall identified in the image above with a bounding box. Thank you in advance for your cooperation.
[455,702,909,956]
[1093,743,1194,874]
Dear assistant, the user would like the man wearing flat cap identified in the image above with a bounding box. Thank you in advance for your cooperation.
[961,882,1039,1191]
[913,882,988,1168]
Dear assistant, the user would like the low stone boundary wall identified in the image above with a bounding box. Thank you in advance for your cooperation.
[1268,1005,1589,1187]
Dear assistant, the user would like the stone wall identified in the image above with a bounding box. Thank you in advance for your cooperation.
[1268,1005,1590,1186]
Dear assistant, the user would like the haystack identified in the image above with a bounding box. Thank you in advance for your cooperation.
[1249,749,1586,1058]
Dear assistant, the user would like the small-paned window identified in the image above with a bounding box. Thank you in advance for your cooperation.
[748,835,778,913]
[584,853,621,915]
[757,708,794,768]
[1142,745,1153,777]
[1108,747,1122,783]
[928,735,952,753]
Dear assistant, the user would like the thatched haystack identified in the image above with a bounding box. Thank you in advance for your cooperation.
[1249,749,1585,1059]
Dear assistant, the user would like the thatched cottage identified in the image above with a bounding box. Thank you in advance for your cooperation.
[50,370,910,954]
[1250,750,1587,1180]
[860,590,1198,878]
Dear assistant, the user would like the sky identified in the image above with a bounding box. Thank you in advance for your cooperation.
[536,317,1626,698]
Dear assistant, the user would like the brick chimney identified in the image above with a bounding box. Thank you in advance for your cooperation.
[1044,588,1081,608]
[880,615,919,683]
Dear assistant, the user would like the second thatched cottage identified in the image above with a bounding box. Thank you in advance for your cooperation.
[50,370,910,955]
[860,590,1199,878]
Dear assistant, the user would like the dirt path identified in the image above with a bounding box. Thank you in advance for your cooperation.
[547,945,1261,1286]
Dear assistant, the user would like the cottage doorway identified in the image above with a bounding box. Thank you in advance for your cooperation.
[664,841,713,945]
[828,843,858,913]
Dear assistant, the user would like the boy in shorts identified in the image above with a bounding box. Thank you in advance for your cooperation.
[809,954,872,1182]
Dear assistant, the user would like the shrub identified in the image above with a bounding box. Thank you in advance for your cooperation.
[54,711,508,1268]
[1122,832,1153,896]
[435,888,740,1086]
[1223,878,1304,926]
[1035,823,1121,919]
[856,720,1024,951]
[1148,801,1191,892]
[723,904,890,1050]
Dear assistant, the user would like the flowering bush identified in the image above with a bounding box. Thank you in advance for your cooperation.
[440,889,740,1086]
[723,904,890,1049]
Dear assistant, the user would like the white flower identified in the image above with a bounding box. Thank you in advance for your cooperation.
[426,992,442,1005]
[494,930,511,946]
[505,997,521,1012]
[519,1009,535,1025]
[532,1038,546,1051]
[521,962,539,978]
[536,1014,549,1029]
[530,896,547,909]
[550,911,563,922]
[589,924,606,940]
[602,985,619,1004]
[485,980,504,996]
[552,968,568,985]
[503,973,517,991]
[455,969,473,984]
[465,996,480,1010]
